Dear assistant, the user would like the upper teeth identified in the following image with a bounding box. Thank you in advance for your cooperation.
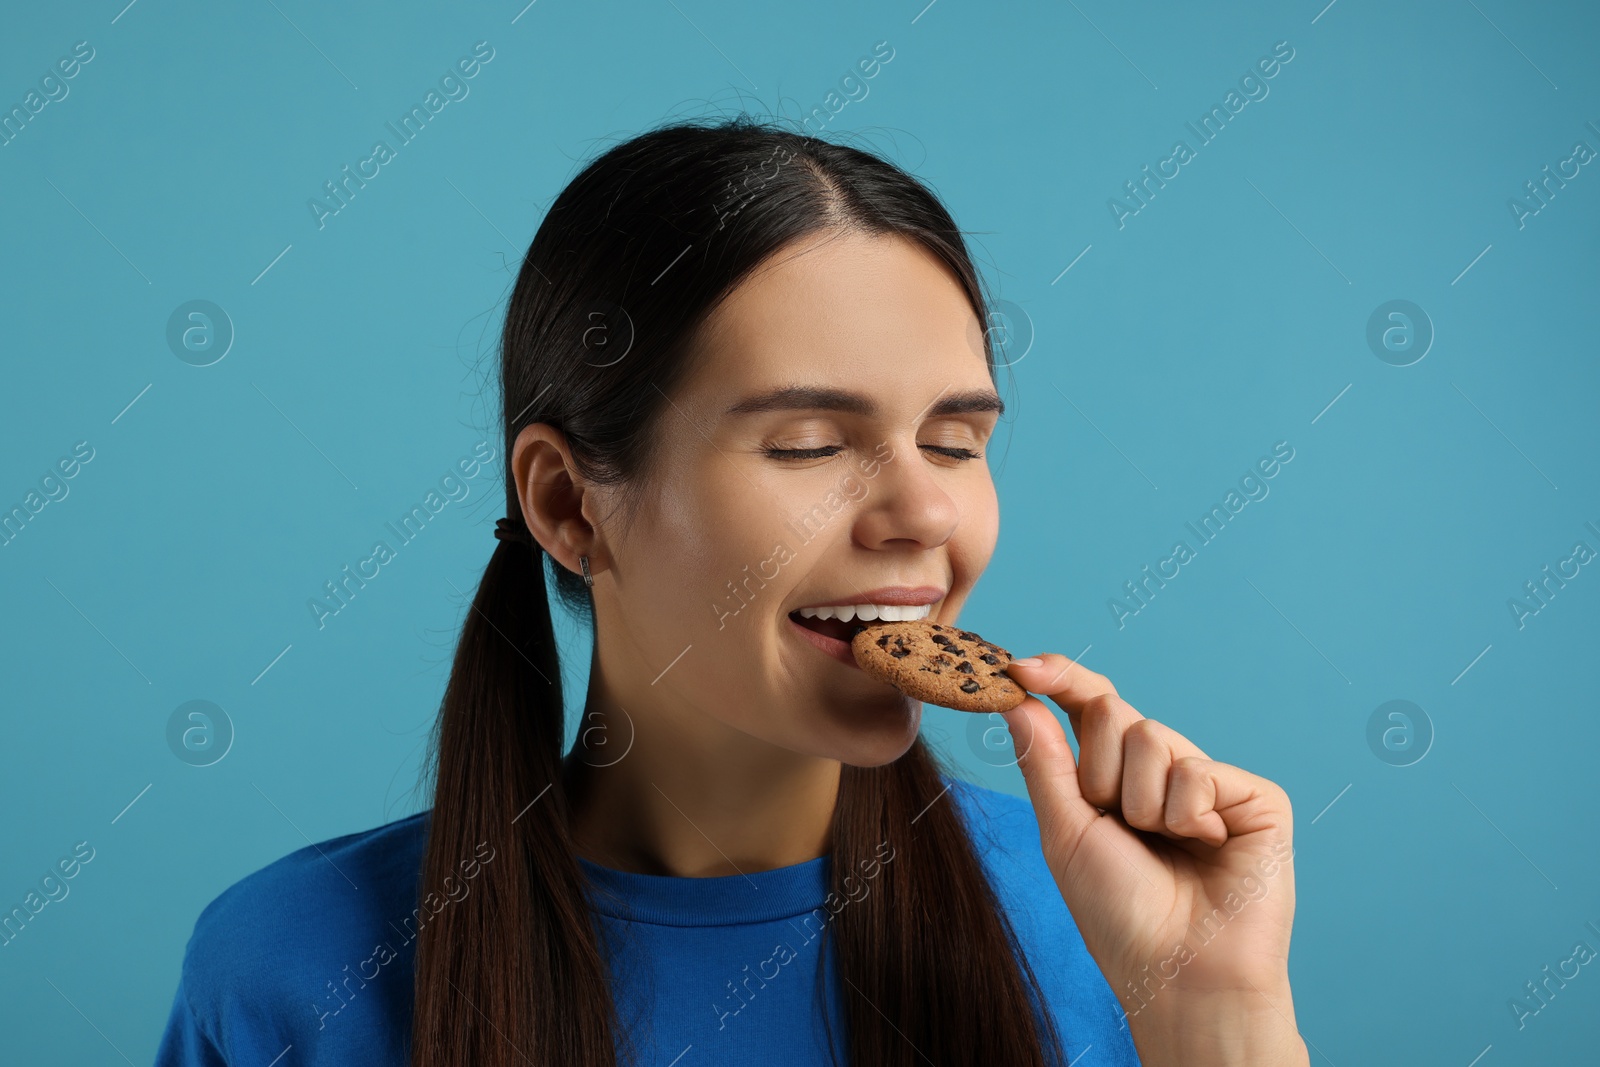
[797,603,932,623]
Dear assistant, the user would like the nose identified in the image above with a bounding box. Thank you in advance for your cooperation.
[850,442,961,551]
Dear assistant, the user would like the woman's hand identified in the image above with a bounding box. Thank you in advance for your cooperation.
[999,653,1309,1067]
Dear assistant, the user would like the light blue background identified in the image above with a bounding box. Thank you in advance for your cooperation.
[2,1,1597,1063]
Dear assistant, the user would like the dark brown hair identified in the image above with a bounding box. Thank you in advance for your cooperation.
[410,114,1070,1066]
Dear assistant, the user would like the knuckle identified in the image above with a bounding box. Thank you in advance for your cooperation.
[1165,806,1208,836]
[1125,716,1165,747]
[1083,692,1120,724]
[1078,765,1119,809]
[1122,787,1164,831]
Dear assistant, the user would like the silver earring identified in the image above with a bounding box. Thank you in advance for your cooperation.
[579,555,593,589]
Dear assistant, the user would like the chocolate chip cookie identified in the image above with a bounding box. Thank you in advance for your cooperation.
[849,621,1027,713]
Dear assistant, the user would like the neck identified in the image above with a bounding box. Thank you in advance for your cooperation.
[560,704,841,878]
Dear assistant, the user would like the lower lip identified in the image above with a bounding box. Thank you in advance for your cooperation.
[786,613,863,668]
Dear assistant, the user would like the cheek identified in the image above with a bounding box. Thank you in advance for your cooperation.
[615,464,824,740]
[661,466,781,569]
[624,458,797,646]
[952,479,1000,578]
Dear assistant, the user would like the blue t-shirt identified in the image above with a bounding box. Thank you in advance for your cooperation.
[154,774,1140,1066]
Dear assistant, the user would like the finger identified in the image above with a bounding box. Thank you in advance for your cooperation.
[1072,691,1144,813]
[1119,717,1212,837]
[1164,757,1230,847]
[1006,651,1153,789]
[1070,691,1209,820]
[1005,655,1139,807]
[1006,654,1218,820]
[1005,653,1118,738]
[998,695,1101,841]
[1164,757,1291,852]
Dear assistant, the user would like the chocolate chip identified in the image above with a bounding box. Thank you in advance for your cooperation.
[956,661,974,674]
[931,624,944,630]
[890,648,910,658]
[959,631,979,641]
[931,634,950,645]
[876,635,890,648]
[947,646,966,658]
[980,653,1000,664]
[960,679,981,693]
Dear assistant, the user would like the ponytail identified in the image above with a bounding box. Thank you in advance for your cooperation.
[410,539,626,1065]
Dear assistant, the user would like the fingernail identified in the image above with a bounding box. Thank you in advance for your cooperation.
[1011,656,1042,667]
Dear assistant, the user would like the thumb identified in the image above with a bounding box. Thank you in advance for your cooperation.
[999,695,1102,841]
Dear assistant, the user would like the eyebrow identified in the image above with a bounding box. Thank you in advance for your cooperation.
[724,385,1005,420]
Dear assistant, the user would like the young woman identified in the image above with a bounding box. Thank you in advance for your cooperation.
[156,116,1307,1067]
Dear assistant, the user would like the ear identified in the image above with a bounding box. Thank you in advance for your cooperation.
[510,423,601,581]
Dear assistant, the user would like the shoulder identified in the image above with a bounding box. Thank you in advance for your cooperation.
[941,773,1060,919]
[943,772,1032,823]
[171,810,433,1063]
[184,808,432,977]
[943,773,1042,867]
[941,773,1142,1063]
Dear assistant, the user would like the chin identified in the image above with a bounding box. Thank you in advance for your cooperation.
[826,699,923,767]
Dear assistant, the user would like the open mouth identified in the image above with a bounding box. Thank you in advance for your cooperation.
[788,610,871,644]
[786,594,941,668]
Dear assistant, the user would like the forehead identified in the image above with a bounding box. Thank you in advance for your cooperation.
[685,230,991,407]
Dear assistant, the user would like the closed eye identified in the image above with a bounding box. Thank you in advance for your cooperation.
[761,445,982,461]
[924,445,982,460]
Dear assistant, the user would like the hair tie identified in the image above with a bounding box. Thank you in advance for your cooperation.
[494,516,592,588]
[493,517,531,546]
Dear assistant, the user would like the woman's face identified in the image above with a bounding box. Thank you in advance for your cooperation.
[590,229,1003,766]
